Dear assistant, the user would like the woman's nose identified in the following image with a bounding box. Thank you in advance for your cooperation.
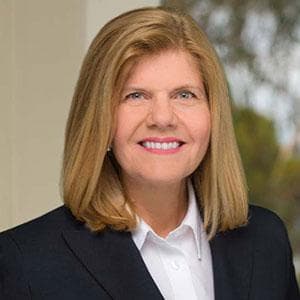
[146,97,177,129]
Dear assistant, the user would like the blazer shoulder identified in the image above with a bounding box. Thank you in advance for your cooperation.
[248,204,287,229]
[247,204,290,244]
[217,204,289,245]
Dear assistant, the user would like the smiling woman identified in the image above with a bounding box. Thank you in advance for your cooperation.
[0,6,299,300]
[62,7,249,239]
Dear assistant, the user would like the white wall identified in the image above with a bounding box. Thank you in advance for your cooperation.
[0,0,160,231]
[85,0,161,49]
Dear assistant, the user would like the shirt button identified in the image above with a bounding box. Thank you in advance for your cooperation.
[171,260,180,270]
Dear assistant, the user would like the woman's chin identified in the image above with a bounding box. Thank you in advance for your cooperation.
[132,174,187,188]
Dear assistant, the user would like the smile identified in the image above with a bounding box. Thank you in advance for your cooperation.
[142,141,180,150]
[138,137,185,154]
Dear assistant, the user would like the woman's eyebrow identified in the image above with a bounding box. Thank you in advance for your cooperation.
[172,85,204,91]
[122,87,148,93]
[122,85,205,93]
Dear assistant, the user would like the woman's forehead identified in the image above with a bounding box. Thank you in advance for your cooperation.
[121,50,202,87]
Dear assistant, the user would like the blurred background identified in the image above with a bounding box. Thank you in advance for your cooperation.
[1,0,299,283]
[162,0,300,283]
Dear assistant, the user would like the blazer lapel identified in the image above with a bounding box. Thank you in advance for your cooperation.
[210,228,254,300]
[62,228,164,300]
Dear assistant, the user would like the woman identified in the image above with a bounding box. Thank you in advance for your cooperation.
[0,6,299,300]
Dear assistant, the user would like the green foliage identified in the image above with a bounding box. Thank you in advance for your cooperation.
[233,106,300,252]
[233,106,279,206]
[272,158,300,204]
[270,157,300,251]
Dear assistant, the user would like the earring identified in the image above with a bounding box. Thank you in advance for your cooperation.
[107,146,111,152]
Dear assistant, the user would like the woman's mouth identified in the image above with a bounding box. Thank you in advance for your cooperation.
[138,138,185,154]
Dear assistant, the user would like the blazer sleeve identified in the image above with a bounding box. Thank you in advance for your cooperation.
[0,233,32,299]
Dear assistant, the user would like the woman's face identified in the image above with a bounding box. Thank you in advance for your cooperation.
[112,49,211,187]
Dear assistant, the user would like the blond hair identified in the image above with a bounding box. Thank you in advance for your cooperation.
[61,6,248,239]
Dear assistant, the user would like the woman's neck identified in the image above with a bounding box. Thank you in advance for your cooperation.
[123,178,188,238]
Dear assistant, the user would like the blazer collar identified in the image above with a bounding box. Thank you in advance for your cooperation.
[210,228,254,300]
[62,214,253,300]
[62,227,164,300]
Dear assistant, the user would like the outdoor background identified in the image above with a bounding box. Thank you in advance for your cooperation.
[163,0,300,283]
[1,0,299,284]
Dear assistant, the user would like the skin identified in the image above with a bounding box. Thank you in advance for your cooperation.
[112,49,211,237]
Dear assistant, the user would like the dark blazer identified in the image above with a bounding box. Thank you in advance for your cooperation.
[0,205,299,300]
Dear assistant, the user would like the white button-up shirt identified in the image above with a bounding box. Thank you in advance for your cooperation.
[132,180,215,300]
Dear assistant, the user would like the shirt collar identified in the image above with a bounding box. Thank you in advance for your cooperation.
[131,179,203,259]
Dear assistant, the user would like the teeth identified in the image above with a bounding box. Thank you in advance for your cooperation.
[142,141,180,150]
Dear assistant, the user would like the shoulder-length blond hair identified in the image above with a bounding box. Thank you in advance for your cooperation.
[61,6,248,239]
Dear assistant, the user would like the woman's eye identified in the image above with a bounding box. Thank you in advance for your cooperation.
[177,91,196,100]
[125,92,144,100]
